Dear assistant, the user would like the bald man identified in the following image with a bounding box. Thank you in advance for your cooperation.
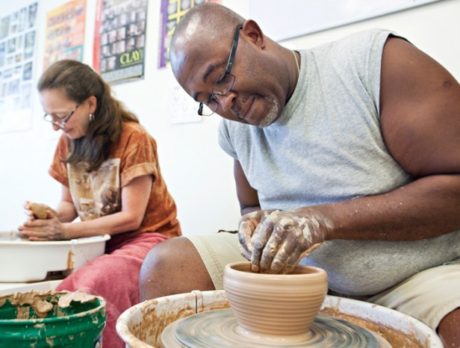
[140,3,460,345]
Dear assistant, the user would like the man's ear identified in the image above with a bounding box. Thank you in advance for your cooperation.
[241,19,265,49]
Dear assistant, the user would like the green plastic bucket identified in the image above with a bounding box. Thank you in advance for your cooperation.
[0,291,106,348]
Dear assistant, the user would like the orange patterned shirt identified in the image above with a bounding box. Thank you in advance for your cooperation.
[49,122,181,238]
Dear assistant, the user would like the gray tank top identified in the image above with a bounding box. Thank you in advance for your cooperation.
[218,29,460,296]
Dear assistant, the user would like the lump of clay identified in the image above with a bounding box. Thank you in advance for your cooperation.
[27,202,52,220]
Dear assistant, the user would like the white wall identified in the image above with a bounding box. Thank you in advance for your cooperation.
[0,0,459,236]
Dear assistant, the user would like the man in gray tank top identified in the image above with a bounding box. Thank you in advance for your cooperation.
[140,3,460,345]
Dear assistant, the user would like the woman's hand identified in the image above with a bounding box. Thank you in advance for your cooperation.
[238,210,329,274]
[19,202,69,240]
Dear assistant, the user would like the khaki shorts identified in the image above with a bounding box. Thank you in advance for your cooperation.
[188,232,460,330]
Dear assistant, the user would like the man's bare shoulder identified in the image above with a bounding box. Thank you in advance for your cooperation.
[380,36,460,177]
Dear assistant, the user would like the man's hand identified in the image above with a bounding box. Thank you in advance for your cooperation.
[238,210,329,274]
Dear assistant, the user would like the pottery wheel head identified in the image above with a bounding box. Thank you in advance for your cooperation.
[161,309,391,348]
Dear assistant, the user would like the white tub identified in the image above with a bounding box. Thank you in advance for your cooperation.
[116,291,442,348]
[0,233,110,282]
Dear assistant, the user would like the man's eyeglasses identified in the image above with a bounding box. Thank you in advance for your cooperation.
[43,104,79,128]
[198,24,243,117]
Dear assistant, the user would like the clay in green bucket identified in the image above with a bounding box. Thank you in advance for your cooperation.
[0,291,106,348]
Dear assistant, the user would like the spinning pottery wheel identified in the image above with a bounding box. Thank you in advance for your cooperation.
[116,290,443,347]
[161,308,391,347]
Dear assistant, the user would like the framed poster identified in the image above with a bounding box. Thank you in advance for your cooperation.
[43,0,86,69]
[158,0,219,69]
[0,2,38,133]
[93,0,148,83]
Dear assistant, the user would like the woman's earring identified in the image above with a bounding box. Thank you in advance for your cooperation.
[89,113,94,122]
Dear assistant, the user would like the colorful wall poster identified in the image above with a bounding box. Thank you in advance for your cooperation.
[0,2,38,133]
[158,0,219,69]
[93,0,148,83]
[43,0,86,69]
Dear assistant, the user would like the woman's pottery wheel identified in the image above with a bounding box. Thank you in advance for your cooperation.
[161,308,391,347]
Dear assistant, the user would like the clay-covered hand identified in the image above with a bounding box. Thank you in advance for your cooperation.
[238,210,328,274]
[239,210,273,261]
[19,202,68,240]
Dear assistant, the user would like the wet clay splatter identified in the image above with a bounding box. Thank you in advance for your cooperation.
[135,302,195,346]
[58,291,97,308]
[66,250,74,271]
[0,291,97,319]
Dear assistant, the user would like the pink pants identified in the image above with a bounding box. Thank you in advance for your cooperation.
[57,232,168,348]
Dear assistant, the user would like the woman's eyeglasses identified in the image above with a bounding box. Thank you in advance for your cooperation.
[43,104,79,128]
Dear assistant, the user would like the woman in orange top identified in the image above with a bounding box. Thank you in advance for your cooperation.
[19,60,181,348]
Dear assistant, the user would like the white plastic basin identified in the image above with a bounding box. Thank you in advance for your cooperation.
[116,290,443,347]
[0,233,110,282]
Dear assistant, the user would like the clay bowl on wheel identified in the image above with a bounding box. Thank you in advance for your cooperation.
[223,261,328,336]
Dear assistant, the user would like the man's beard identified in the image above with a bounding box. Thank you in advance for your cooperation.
[258,99,280,128]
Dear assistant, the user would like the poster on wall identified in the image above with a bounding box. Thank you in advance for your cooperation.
[0,2,38,133]
[158,0,219,69]
[43,0,86,69]
[93,0,148,84]
[158,0,220,124]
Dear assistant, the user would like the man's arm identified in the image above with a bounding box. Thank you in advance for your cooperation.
[234,160,260,215]
[300,36,460,242]
[381,37,460,177]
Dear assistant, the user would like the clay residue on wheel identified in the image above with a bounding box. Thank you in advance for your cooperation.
[321,308,424,347]
[141,304,195,346]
